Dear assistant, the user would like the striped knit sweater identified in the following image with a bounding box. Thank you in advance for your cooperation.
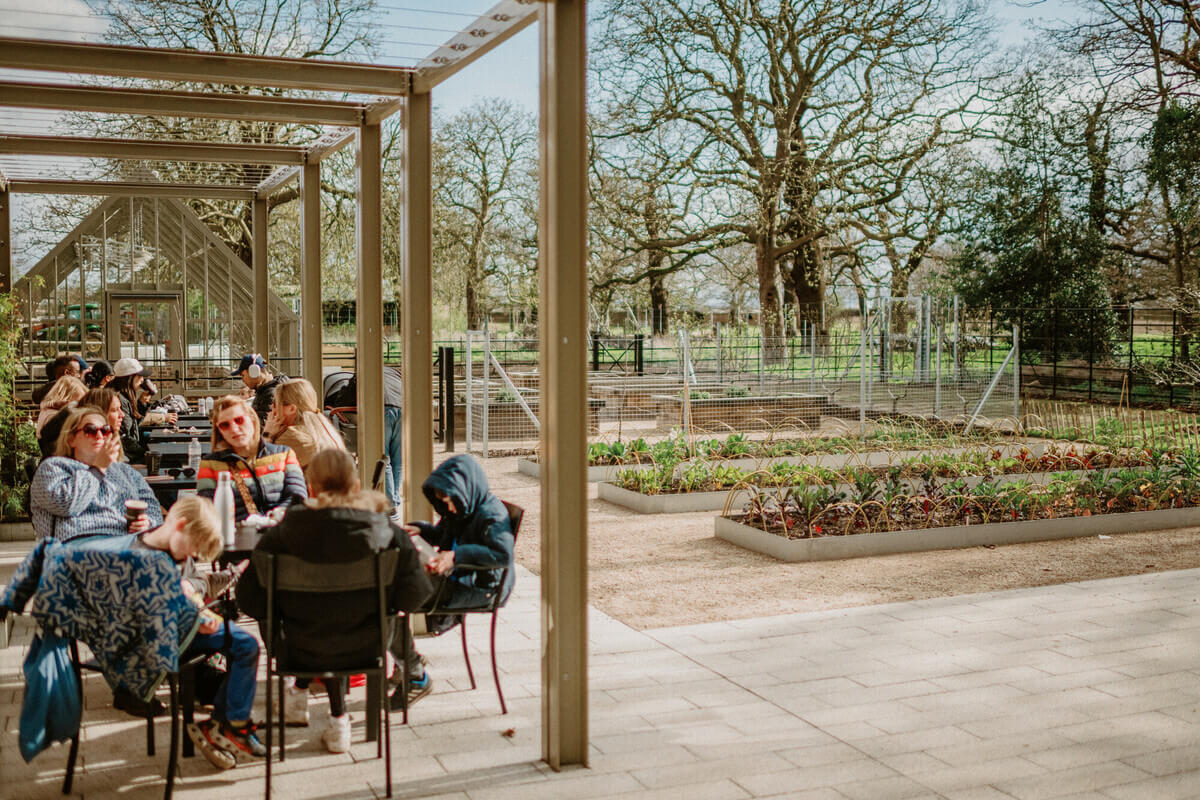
[196,440,307,521]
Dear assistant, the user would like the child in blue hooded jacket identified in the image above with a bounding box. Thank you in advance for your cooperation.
[394,454,514,709]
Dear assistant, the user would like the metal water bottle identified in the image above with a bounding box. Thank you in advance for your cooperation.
[215,472,236,547]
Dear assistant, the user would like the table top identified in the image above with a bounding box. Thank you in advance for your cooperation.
[146,428,210,442]
[147,441,195,455]
[218,525,265,564]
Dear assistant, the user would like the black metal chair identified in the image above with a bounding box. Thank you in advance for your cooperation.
[65,610,230,800]
[422,501,523,715]
[254,549,400,799]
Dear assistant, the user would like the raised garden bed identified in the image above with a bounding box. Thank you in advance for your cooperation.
[715,506,1200,562]
[599,467,1142,514]
[654,393,835,430]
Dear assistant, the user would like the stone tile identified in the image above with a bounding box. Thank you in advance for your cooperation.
[1102,768,1200,800]
[732,758,897,796]
[992,761,1150,800]
[629,752,796,790]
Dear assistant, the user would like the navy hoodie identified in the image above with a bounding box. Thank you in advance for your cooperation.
[415,455,514,608]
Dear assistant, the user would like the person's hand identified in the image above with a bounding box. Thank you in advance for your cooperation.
[127,513,151,534]
[197,610,222,635]
[93,435,121,471]
[427,550,455,575]
[166,412,178,424]
[266,506,287,524]
[399,524,420,536]
[238,385,254,400]
[263,406,282,438]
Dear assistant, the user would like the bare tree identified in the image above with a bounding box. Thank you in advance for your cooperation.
[595,0,995,352]
[432,98,537,330]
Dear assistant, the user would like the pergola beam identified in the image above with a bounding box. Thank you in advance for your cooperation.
[0,37,412,96]
[413,0,540,93]
[8,180,254,200]
[0,134,307,165]
[0,82,365,126]
[306,129,359,164]
[255,167,300,198]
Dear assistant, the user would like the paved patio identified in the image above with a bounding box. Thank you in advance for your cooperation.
[4,545,1200,799]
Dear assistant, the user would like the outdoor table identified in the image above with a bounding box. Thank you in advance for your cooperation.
[146,441,192,468]
[146,428,210,443]
[144,473,198,508]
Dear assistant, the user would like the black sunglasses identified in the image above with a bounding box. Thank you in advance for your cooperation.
[166,467,196,478]
[78,423,114,438]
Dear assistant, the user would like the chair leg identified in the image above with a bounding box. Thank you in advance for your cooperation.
[460,617,476,690]
[146,700,156,756]
[382,668,392,799]
[277,675,286,762]
[265,668,273,800]
[63,642,83,795]
[180,665,195,758]
[164,675,179,800]
[490,612,506,715]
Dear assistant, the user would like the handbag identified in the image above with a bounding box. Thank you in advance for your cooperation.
[19,629,81,763]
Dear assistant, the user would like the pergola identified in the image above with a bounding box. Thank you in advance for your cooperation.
[0,0,588,769]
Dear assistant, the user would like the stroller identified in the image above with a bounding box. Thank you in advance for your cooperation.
[322,370,358,456]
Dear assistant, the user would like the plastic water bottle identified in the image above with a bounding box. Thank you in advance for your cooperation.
[187,437,201,473]
[215,472,236,547]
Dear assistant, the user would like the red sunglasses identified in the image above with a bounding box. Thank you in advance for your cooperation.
[217,415,249,431]
[78,423,113,438]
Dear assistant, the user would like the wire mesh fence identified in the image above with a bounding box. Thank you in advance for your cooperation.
[451,297,1021,454]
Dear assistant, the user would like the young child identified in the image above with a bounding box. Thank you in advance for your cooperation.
[128,495,266,770]
[398,454,515,710]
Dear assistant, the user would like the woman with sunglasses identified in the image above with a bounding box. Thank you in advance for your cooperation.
[196,395,306,522]
[30,406,162,544]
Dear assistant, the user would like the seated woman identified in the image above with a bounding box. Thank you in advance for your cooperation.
[82,387,126,461]
[236,449,432,753]
[111,358,177,463]
[35,375,87,458]
[30,405,162,543]
[263,378,346,470]
[196,395,307,522]
[83,359,115,389]
[397,454,515,709]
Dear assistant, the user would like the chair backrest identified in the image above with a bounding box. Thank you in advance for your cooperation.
[253,549,400,672]
[502,501,524,540]
[252,550,398,594]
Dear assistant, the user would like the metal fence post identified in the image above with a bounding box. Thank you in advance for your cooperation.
[482,326,490,458]
[715,324,722,383]
[465,331,475,453]
[758,329,765,394]
[1013,323,1020,425]
[1088,310,1094,404]
[634,333,644,376]
[1052,308,1058,399]
[935,324,942,417]
[859,313,867,435]
[444,345,455,452]
[1128,305,1134,404]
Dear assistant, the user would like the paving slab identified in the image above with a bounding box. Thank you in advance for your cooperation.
[5,546,1200,798]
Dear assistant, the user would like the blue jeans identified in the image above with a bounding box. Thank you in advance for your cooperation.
[186,626,259,723]
[383,405,403,506]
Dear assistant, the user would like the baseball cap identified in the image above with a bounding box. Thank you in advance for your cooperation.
[113,357,151,378]
[232,353,267,376]
[72,354,89,371]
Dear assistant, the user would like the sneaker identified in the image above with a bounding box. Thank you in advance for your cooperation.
[186,720,237,770]
[387,653,430,688]
[389,672,432,711]
[321,713,352,754]
[213,720,267,761]
[284,685,309,727]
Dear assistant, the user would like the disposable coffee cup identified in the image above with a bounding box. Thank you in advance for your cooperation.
[124,499,148,524]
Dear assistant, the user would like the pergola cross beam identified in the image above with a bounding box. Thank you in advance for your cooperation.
[0,37,412,96]
[0,81,369,126]
[0,134,308,165]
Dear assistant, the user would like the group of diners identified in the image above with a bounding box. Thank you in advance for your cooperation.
[24,353,516,768]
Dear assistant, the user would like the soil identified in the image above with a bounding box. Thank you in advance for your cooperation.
[480,455,1200,631]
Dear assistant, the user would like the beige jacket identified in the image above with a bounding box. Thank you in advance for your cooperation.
[271,411,346,469]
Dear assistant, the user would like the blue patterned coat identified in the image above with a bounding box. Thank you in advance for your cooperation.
[0,538,200,701]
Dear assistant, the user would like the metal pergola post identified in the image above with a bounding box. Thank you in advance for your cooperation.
[0,187,10,294]
[539,0,589,770]
[402,91,435,522]
[355,123,385,493]
[252,197,269,357]
[300,163,323,385]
